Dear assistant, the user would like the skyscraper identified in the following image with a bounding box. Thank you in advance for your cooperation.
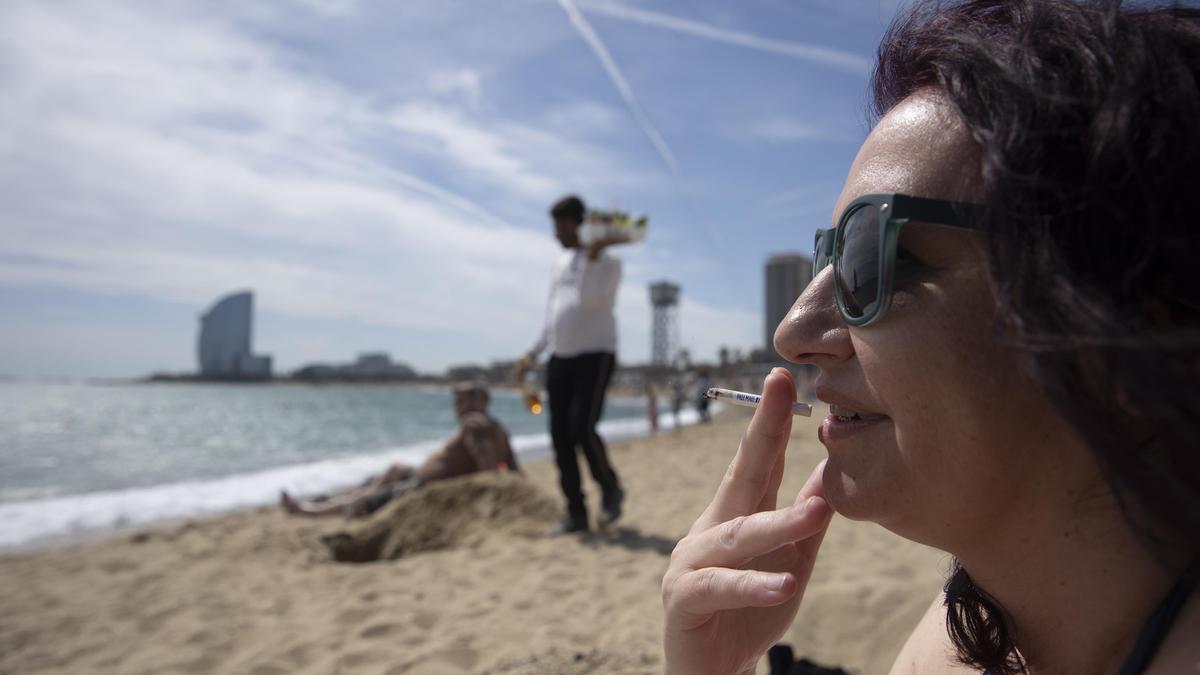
[764,253,813,360]
[197,291,272,379]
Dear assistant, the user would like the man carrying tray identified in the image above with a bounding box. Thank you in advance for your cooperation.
[516,194,630,535]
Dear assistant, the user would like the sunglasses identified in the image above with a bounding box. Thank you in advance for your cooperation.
[813,193,987,326]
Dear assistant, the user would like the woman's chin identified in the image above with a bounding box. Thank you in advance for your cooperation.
[820,460,890,522]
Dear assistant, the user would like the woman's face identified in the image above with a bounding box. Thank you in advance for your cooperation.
[775,92,1085,549]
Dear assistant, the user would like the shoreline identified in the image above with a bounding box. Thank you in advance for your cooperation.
[0,410,948,675]
[0,402,705,553]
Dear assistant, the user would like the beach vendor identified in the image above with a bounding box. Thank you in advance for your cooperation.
[516,194,625,535]
[661,2,1200,674]
[280,382,519,517]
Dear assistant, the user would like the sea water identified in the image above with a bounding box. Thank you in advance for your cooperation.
[0,381,701,549]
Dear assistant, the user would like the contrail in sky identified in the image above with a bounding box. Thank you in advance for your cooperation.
[557,0,679,176]
[577,1,872,74]
[557,0,734,255]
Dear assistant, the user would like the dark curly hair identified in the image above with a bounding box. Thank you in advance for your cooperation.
[550,194,586,225]
[871,1,1200,672]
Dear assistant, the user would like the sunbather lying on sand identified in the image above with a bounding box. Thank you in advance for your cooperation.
[281,382,520,517]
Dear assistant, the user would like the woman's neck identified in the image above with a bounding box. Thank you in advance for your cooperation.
[955,483,1176,674]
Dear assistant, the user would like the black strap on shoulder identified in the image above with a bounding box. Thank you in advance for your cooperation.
[1117,573,1195,675]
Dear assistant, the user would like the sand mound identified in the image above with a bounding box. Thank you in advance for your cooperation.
[322,472,561,563]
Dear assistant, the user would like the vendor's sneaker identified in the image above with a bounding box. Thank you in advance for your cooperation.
[600,488,624,527]
[548,514,589,536]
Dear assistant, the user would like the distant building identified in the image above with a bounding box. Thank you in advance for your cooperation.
[291,352,417,382]
[446,364,488,383]
[197,291,272,379]
[485,360,519,384]
[434,360,520,386]
[355,353,392,370]
[349,353,416,380]
[764,253,813,361]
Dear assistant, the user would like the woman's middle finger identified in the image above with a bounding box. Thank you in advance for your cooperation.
[675,495,830,571]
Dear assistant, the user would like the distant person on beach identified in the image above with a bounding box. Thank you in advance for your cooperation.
[280,383,519,517]
[670,376,686,428]
[662,2,1200,674]
[694,369,712,423]
[516,194,624,535]
[644,381,659,435]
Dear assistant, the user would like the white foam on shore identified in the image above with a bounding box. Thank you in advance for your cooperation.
[0,408,706,550]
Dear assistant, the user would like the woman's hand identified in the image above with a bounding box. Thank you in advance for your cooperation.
[662,368,833,675]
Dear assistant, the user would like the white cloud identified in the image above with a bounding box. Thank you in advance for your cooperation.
[0,0,658,372]
[0,0,816,377]
[389,102,562,198]
[543,101,623,136]
[290,0,361,16]
[429,68,484,110]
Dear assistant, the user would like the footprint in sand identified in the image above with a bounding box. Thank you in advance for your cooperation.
[335,607,377,624]
[359,622,400,639]
[412,609,438,631]
[402,633,426,648]
[184,628,214,646]
[336,650,381,668]
[282,642,314,667]
[435,646,479,670]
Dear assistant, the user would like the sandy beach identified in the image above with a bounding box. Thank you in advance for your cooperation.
[0,410,948,674]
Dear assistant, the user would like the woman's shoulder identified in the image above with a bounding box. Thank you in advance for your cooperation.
[889,592,980,675]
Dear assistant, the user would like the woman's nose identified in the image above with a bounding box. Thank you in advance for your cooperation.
[772,266,854,366]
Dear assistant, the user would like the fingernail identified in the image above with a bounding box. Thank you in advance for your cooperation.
[764,574,788,591]
[793,498,810,515]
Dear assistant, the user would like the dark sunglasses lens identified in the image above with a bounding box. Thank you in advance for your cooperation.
[835,204,880,319]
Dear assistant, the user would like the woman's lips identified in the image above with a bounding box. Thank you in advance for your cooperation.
[819,412,889,444]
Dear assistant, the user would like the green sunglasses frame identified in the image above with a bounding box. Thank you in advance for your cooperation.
[814,193,987,327]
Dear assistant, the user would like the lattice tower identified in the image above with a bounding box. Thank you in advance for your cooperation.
[648,281,681,367]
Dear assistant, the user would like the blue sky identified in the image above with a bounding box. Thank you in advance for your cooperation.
[0,0,906,378]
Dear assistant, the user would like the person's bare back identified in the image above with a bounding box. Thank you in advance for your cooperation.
[416,411,519,483]
[281,383,520,518]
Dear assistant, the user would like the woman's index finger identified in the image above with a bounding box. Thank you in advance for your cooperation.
[698,368,797,528]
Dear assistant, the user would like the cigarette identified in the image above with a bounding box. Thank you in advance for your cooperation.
[705,387,813,417]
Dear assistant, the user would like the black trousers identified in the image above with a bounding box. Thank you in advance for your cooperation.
[546,351,621,519]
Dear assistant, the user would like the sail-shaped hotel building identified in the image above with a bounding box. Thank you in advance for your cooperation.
[197,291,272,379]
